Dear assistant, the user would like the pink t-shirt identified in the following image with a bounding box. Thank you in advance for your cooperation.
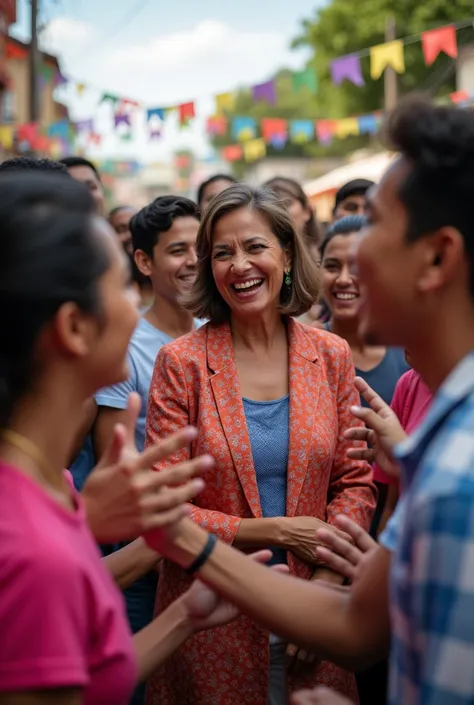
[373,369,433,486]
[0,462,136,704]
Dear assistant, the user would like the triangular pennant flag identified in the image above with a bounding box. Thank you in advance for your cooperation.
[243,138,266,162]
[334,118,360,139]
[292,68,318,94]
[114,111,131,129]
[222,144,243,162]
[421,25,458,66]
[215,92,235,114]
[178,102,195,125]
[370,40,405,79]
[0,124,14,149]
[289,119,314,144]
[331,54,364,87]
[100,92,119,106]
[251,79,276,105]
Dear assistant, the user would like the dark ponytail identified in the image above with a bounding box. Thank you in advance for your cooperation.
[0,172,110,427]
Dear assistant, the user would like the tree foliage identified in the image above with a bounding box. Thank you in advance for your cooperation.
[212,0,473,170]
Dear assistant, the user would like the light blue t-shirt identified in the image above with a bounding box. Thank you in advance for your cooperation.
[95,317,203,452]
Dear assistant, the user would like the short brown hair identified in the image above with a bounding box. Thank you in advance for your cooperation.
[183,183,321,323]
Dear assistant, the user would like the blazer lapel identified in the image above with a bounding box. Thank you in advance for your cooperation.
[286,319,321,517]
[207,323,262,518]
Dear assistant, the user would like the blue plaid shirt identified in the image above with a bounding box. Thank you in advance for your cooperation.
[380,352,474,705]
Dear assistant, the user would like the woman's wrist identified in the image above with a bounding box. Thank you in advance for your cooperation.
[168,518,210,569]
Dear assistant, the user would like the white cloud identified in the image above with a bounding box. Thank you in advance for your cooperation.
[40,17,309,160]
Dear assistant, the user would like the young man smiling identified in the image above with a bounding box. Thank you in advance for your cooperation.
[93,194,203,705]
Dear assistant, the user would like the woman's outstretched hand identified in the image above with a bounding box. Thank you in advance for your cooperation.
[314,515,377,582]
[344,377,406,479]
[181,550,289,633]
[82,393,212,543]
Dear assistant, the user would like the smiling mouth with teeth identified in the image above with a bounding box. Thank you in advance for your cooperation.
[333,292,359,300]
[232,278,264,293]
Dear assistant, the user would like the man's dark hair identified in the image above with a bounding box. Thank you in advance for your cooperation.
[385,97,474,293]
[60,156,101,181]
[197,173,236,209]
[333,179,374,212]
[320,215,366,260]
[0,157,68,173]
[109,205,133,220]
[130,195,200,257]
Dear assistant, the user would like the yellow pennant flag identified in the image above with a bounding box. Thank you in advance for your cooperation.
[0,125,14,149]
[76,83,86,96]
[335,118,360,139]
[370,40,405,79]
[215,92,235,114]
[243,138,266,162]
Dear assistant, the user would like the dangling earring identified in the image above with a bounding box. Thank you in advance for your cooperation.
[284,268,292,286]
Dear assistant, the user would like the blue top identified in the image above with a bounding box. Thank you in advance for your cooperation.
[323,323,409,406]
[380,352,474,705]
[95,317,174,452]
[243,395,289,567]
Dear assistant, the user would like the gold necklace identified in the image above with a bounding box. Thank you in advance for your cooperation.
[0,428,58,485]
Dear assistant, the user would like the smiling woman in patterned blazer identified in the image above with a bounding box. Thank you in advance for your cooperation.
[145,184,376,705]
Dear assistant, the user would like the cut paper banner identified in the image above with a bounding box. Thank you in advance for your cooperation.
[222,144,243,162]
[47,120,71,140]
[206,115,227,136]
[243,138,266,162]
[215,92,235,114]
[114,111,131,129]
[292,68,318,94]
[54,70,69,87]
[421,25,457,66]
[76,83,86,96]
[370,40,405,79]
[178,102,195,125]
[331,54,364,87]
[17,123,39,144]
[357,114,379,134]
[252,80,276,105]
[146,107,166,122]
[261,118,288,144]
[450,89,469,104]
[100,93,120,106]
[289,119,314,144]
[334,118,359,139]
[316,119,337,145]
[75,119,94,134]
[0,124,14,149]
[232,116,257,141]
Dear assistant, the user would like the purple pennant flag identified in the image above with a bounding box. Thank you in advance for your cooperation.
[75,119,94,134]
[252,79,276,105]
[54,70,69,87]
[331,54,365,87]
[114,112,131,128]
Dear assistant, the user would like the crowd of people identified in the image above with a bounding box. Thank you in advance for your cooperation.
[1,96,474,705]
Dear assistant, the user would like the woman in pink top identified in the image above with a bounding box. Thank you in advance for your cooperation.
[0,173,283,705]
[372,365,432,532]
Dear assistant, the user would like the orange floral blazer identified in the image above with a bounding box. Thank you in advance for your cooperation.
[145,319,376,705]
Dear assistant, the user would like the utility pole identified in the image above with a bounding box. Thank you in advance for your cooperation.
[384,15,398,112]
[29,0,40,122]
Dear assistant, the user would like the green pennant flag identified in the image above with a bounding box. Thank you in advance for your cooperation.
[100,93,119,106]
[39,63,54,83]
[119,131,132,142]
[292,68,318,94]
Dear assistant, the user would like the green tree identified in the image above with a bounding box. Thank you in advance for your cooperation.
[213,1,472,171]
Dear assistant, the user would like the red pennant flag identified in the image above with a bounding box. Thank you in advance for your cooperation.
[17,122,39,144]
[421,25,457,66]
[178,101,195,125]
[450,90,469,104]
[261,118,288,143]
[206,116,227,136]
[222,144,243,162]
